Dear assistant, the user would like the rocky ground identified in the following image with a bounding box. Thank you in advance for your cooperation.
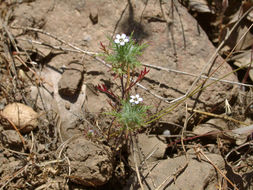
[0,0,252,189]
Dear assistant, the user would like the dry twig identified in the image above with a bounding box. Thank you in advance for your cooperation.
[187,107,249,126]
[185,6,253,96]
[130,133,144,190]
[0,166,26,190]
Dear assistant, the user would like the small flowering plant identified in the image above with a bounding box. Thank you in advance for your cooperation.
[98,33,150,135]
[101,32,147,75]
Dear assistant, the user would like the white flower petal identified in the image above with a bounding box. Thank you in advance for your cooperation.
[120,41,125,46]
[130,99,135,103]
[138,97,143,102]
[114,39,120,44]
[135,94,140,98]
[116,34,121,39]
[135,100,139,104]
[124,38,129,43]
[130,95,135,99]
[121,33,126,39]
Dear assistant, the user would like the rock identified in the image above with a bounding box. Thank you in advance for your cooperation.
[0,130,23,151]
[0,98,6,110]
[193,118,249,145]
[58,61,84,99]
[1,103,38,134]
[66,137,113,187]
[125,150,225,190]
[138,0,238,125]
[31,66,88,141]
[30,85,58,112]
[129,133,167,165]
[193,118,228,140]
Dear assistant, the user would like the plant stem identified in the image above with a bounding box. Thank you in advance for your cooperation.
[126,63,130,91]
[120,75,125,99]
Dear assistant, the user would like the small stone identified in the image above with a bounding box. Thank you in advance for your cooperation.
[1,103,38,134]
[0,130,23,151]
[65,102,71,110]
[163,129,171,136]
[58,61,84,98]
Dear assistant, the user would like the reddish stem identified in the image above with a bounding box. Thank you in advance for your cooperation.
[97,84,117,99]
[125,67,149,93]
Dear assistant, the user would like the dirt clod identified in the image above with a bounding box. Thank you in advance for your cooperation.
[58,61,84,99]
[0,130,23,151]
[66,137,113,187]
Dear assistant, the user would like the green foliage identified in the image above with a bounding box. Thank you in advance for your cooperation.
[105,34,147,75]
[111,100,149,130]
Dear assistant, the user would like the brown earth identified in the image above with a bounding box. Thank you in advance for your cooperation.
[0,0,252,189]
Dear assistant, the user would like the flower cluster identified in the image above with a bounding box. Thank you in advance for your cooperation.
[130,94,143,105]
[114,34,129,46]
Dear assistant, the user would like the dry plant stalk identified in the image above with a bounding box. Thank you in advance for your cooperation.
[187,107,249,126]
[14,55,53,87]
[131,134,144,190]
[0,166,26,189]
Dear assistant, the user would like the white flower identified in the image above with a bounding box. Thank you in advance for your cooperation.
[130,94,143,105]
[114,33,129,46]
